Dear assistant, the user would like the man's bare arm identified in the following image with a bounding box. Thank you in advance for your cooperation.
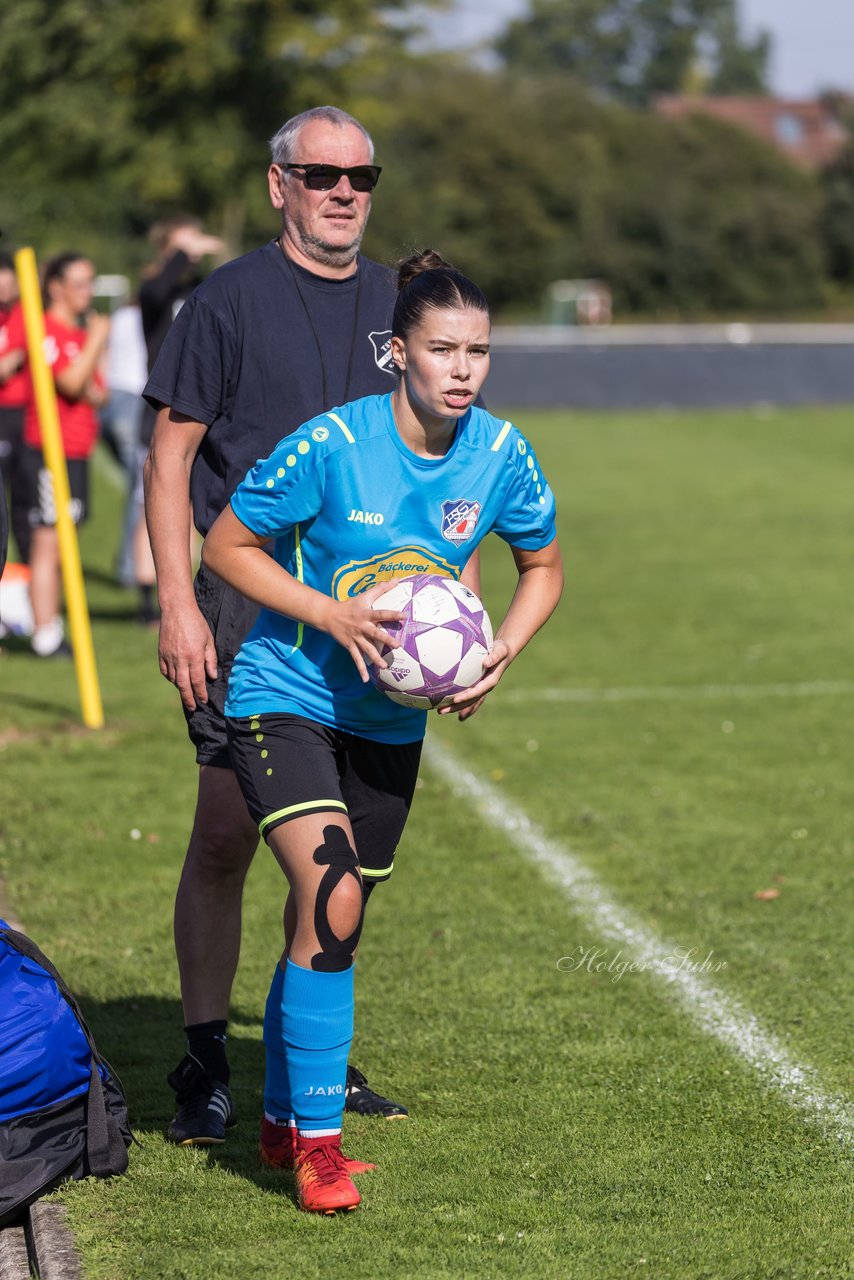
[143,407,214,710]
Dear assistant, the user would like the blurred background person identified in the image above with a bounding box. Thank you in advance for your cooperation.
[4,253,110,657]
[140,217,225,374]
[129,217,225,627]
[0,469,7,580]
[101,295,147,589]
[0,252,31,566]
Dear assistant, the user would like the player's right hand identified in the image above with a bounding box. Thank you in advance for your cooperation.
[323,585,404,684]
[158,604,218,710]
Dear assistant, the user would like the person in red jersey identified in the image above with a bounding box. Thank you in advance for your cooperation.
[0,253,32,564]
[4,253,110,656]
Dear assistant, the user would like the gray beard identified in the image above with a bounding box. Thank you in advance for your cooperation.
[296,228,364,270]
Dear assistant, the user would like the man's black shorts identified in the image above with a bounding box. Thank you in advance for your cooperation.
[226,713,422,883]
[184,562,260,768]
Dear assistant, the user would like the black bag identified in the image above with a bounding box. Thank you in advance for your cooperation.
[0,922,133,1227]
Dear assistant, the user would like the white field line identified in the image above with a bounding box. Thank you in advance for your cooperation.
[504,680,854,704]
[424,741,854,1147]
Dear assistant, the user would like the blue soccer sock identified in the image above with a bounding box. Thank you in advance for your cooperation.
[263,962,293,1125]
[278,958,354,1138]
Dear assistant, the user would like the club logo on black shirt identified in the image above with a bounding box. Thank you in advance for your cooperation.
[369,330,395,375]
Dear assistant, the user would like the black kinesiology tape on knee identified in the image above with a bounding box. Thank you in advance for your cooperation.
[311,825,365,972]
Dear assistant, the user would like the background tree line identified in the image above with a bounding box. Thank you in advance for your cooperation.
[2,0,853,317]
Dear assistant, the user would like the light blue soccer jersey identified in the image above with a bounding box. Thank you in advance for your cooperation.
[225,393,557,743]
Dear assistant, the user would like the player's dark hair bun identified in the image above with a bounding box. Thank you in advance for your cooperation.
[392,248,489,347]
[396,248,454,292]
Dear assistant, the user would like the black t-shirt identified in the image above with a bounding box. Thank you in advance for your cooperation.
[143,241,397,535]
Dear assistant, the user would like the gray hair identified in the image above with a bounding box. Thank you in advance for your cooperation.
[269,106,374,166]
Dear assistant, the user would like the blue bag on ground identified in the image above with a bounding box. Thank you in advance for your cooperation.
[0,920,132,1226]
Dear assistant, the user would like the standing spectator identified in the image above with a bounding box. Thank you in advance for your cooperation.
[5,254,110,657]
[132,218,225,626]
[140,217,225,375]
[143,106,407,1148]
[101,298,147,588]
[0,253,31,564]
[0,461,7,579]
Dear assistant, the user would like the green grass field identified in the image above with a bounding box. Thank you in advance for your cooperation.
[1,405,853,1279]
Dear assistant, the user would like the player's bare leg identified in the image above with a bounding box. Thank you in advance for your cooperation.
[262,814,370,1210]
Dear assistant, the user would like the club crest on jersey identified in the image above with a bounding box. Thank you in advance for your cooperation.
[440,499,481,544]
[369,330,395,375]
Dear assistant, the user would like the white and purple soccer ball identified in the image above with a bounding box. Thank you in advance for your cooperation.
[370,573,493,709]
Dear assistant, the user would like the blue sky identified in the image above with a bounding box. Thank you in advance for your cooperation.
[422,0,854,97]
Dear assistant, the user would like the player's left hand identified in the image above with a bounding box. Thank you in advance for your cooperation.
[437,638,512,721]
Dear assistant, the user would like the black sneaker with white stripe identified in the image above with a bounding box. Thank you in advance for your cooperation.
[166,1054,236,1146]
[344,1064,409,1119]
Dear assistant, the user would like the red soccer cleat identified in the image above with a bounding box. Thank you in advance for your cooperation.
[294,1136,362,1214]
[260,1118,376,1174]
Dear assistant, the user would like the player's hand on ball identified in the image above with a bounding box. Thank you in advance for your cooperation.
[438,638,512,721]
[325,585,404,683]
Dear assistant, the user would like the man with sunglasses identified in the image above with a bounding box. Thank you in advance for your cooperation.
[143,106,405,1150]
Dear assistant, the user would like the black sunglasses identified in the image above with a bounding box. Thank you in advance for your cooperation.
[280,163,382,193]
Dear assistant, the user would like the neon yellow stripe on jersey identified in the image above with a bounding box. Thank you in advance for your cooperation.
[360,862,393,878]
[294,524,304,650]
[326,411,355,444]
[259,798,348,836]
[491,421,512,451]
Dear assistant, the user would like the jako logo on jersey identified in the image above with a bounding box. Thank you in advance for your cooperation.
[440,499,481,544]
[331,546,458,600]
[312,425,330,442]
[369,330,395,375]
[348,509,384,525]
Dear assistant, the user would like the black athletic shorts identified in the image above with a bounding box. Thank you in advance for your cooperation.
[0,407,29,562]
[21,447,89,527]
[226,713,423,884]
[184,562,260,768]
[0,405,25,460]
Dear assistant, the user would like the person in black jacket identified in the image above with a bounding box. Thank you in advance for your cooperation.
[130,220,225,624]
[140,218,225,373]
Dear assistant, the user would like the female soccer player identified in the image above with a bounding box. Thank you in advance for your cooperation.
[3,254,110,657]
[202,250,563,1213]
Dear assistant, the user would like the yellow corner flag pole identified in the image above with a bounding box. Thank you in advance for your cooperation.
[15,248,104,729]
